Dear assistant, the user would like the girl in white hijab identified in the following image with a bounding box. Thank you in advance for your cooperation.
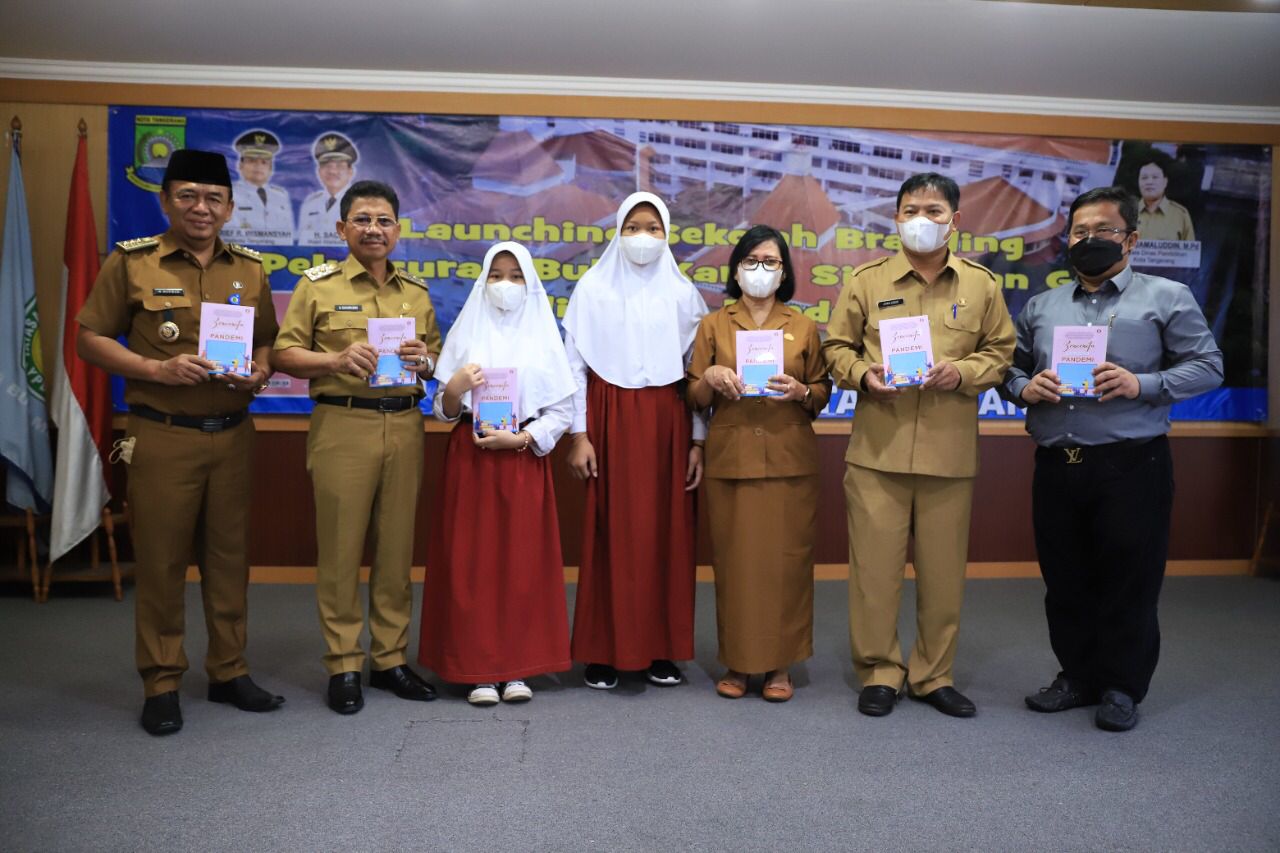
[419,242,575,706]
[561,192,709,690]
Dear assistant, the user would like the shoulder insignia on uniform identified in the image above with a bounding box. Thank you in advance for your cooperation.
[850,256,891,277]
[227,243,263,262]
[958,256,998,280]
[303,262,342,282]
[115,236,160,253]
[398,269,429,290]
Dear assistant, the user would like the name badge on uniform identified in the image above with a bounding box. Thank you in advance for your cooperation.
[152,288,184,297]
[878,298,905,309]
[334,304,363,312]
[158,321,180,341]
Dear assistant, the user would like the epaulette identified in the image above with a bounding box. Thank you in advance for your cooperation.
[227,243,263,262]
[115,236,160,253]
[397,269,429,290]
[303,261,342,282]
[958,256,999,281]
[849,256,892,277]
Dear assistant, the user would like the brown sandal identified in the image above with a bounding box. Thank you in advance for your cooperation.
[716,672,748,699]
[762,671,793,703]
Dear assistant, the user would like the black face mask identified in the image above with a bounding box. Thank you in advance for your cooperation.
[1068,237,1126,278]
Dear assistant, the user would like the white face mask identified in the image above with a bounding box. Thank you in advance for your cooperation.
[619,233,666,266]
[897,215,954,254]
[738,266,783,298]
[485,280,525,312]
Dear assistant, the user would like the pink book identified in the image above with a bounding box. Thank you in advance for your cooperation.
[367,317,417,388]
[1051,325,1109,398]
[473,367,519,434]
[198,302,254,376]
[880,315,934,387]
[736,329,785,397]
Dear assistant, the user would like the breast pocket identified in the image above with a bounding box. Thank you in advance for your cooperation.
[317,312,369,349]
[1106,318,1162,374]
[866,307,911,355]
[140,294,195,347]
[938,306,983,361]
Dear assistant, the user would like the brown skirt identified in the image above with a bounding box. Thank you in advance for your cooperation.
[705,474,818,673]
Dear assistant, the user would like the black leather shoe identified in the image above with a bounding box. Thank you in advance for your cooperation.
[857,685,900,717]
[327,672,364,715]
[141,691,183,736]
[1025,676,1099,713]
[1095,689,1139,732]
[369,665,437,701]
[913,686,977,718]
[208,675,285,712]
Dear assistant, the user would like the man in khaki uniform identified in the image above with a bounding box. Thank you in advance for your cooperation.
[77,149,284,736]
[1136,159,1195,241]
[273,180,441,714]
[823,172,1015,718]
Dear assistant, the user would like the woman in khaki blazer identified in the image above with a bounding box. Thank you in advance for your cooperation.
[687,225,832,702]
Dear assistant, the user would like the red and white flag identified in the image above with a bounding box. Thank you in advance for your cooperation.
[48,130,110,563]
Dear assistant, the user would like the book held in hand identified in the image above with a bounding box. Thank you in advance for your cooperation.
[1051,325,1108,397]
[367,317,417,388]
[880,315,934,387]
[473,368,519,434]
[198,302,254,376]
[736,329,785,396]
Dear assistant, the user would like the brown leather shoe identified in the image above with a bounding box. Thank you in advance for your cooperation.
[716,672,748,699]
[762,671,793,703]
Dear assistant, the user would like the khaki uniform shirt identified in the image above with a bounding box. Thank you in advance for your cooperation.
[687,300,832,480]
[77,233,278,417]
[822,251,1015,478]
[274,255,442,398]
[1138,197,1195,241]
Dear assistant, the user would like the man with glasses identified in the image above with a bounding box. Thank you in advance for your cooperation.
[1000,186,1221,731]
[77,148,284,736]
[823,172,1015,719]
[273,180,442,714]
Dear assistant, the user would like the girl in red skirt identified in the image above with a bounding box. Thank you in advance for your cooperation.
[562,192,709,689]
[420,242,576,705]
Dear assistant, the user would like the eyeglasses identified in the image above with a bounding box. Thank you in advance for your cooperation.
[170,190,228,209]
[1069,226,1130,241]
[739,258,783,271]
[346,215,399,231]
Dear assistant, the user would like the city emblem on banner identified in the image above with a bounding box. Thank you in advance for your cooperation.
[125,114,187,192]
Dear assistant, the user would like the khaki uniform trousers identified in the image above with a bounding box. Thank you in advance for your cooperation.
[126,414,255,697]
[844,462,975,695]
[306,403,424,675]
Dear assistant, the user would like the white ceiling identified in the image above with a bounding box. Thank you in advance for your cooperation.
[2,0,1277,111]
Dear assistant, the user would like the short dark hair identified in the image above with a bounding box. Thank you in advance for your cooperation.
[1138,158,1168,177]
[1068,186,1139,232]
[896,172,960,212]
[726,224,796,303]
[340,180,399,219]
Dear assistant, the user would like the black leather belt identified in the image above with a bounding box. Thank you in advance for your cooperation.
[1037,435,1162,465]
[315,394,421,412]
[131,405,248,432]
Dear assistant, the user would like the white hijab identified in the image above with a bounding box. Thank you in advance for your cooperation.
[434,241,576,422]
[561,191,708,388]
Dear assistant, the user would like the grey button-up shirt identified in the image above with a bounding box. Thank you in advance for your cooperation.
[1000,265,1223,447]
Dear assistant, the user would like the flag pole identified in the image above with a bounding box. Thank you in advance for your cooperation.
[9,115,19,156]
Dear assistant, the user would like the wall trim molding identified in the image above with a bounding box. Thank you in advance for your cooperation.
[3,57,1278,126]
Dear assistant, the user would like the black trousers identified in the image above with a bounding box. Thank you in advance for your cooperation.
[1031,435,1174,702]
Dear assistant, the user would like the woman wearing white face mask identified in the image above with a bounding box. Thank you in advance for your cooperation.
[562,192,709,690]
[687,225,832,702]
[420,242,576,706]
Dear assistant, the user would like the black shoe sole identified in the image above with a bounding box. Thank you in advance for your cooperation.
[328,699,364,715]
[141,721,182,736]
[207,690,285,712]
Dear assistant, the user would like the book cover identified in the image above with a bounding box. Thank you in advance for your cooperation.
[1051,325,1109,397]
[880,315,934,387]
[367,317,417,388]
[198,302,254,376]
[473,367,519,433]
[736,329,785,397]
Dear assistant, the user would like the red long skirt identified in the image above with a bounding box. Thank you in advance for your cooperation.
[569,374,697,669]
[418,420,571,683]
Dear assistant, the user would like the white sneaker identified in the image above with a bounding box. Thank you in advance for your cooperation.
[502,680,533,703]
[468,684,499,705]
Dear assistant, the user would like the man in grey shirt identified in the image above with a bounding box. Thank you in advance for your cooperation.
[1000,186,1222,732]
